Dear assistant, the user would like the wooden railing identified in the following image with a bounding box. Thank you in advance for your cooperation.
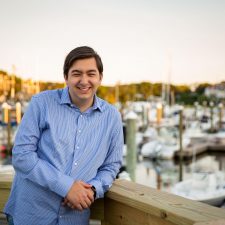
[1,176,225,225]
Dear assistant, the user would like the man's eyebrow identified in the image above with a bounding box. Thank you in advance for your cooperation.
[71,69,82,73]
[71,69,97,73]
[87,69,97,73]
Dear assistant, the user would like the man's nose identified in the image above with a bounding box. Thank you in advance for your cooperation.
[80,74,89,84]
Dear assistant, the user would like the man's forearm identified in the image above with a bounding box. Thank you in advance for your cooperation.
[13,150,74,197]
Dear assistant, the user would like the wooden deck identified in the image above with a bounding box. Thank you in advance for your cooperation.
[1,174,225,225]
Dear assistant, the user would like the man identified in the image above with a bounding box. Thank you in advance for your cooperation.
[4,46,123,225]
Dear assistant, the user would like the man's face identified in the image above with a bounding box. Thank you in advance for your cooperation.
[65,57,102,107]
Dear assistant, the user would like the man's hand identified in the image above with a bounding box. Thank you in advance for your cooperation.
[63,181,94,211]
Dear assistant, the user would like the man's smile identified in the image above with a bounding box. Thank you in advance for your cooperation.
[77,86,92,93]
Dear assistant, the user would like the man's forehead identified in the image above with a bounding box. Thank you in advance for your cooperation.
[71,58,97,68]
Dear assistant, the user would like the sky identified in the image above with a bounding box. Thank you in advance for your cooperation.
[0,0,225,86]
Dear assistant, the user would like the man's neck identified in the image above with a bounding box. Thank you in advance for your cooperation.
[78,100,94,112]
[72,97,94,112]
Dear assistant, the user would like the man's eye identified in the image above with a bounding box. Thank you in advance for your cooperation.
[88,74,95,76]
[72,73,80,77]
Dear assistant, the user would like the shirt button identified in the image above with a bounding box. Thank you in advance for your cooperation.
[78,130,81,133]
[75,162,77,166]
[77,146,79,149]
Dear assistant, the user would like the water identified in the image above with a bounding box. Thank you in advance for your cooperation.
[136,153,225,192]
[135,153,225,208]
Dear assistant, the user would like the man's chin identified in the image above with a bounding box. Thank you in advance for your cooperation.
[77,94,93,101]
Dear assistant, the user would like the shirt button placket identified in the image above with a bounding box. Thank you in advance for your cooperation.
[73,113,83,170]
[76,114,83,150]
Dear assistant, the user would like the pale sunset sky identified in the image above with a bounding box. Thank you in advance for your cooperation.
[0,0,225,86]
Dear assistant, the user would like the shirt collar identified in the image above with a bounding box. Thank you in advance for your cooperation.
[60,87,72,105]
[60,87,103,112]
[92,95,103,112]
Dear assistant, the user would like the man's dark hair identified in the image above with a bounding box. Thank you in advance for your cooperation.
[63,46,103,78]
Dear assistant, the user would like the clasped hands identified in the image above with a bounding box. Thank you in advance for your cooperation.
[62,180,95,211]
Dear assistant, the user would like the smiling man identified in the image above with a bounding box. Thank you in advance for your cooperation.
[4,46,123,225]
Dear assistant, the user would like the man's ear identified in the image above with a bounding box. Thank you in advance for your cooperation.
[64,74,69,86]
[100,73,103,81]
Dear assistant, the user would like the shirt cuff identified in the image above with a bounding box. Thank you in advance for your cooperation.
[53,175,74,197]
[88,179,104,199]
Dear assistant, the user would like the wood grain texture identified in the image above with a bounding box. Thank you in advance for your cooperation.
[105,180,225,225]
[105,198,175,225]
[194,220,225,225]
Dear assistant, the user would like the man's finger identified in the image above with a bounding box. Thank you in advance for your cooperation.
[75,203,83,211]
[84,195,92,207]
[80,181,92,188]
[87,191,94,203]
[80,200,89,209]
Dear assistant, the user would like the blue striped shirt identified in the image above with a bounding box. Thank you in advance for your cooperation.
[4,87,123,225]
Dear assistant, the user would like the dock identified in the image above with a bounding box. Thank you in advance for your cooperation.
[1,174,225,225]
[174,141,225,160]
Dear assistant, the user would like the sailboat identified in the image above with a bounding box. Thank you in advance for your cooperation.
[171,171,225,206]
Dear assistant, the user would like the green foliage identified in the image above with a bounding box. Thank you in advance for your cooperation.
[136,82,152,100]
[195,83,211,95]
[0,69,224,105]
[174,85,191,93]
[197,95,211,104]
[152,83,162,96]
[176,92,197,105]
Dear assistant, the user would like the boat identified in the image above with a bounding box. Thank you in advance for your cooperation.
[141,127,191,159]
[171,171,225,206]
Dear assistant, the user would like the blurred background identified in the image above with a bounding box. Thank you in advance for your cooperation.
[0,0,225,212]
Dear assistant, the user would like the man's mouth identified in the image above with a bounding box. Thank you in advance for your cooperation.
[77,86,91,93]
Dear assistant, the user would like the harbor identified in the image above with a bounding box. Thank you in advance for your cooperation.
[119,100,225,210]
[1,96,225,224]
[1,0,225,223]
